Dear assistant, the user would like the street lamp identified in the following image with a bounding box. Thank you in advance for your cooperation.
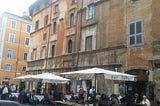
[115,68,118,72]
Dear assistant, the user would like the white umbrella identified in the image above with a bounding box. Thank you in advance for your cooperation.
[32,72,70,84]
[14,74,36,81]
[61,67,136,81]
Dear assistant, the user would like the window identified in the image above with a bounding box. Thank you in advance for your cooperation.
[8,33,15,43]
[6,50,14,59]
[40,46,46,58]
[68,39,72,53]
[2,77,10,82]
[23,53,28,61]
[53,21,57,34]
[25,38,30,46]
[85,36,93,51]
[43,33,47,41]
[26,24,31,33]
[10,20,16,29]
[88,4,94,19]
[70,13,74,27]
[44,15,48,25]
[55,4,59,13]
[22,66,26,71]
[35,20,39,30]
[31,48,37,60]
[128,19,144,46]
[51,45,55,57]
[4,64,12,71]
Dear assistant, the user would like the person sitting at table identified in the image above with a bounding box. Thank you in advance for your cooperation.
[99,93,110,106]
[59,92,65,101]
[133,93,141,104]
[141,95,151,106]
[70,92,75,100]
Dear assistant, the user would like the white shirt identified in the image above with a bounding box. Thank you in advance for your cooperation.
[141,99,151,106]
[89,88,95,94]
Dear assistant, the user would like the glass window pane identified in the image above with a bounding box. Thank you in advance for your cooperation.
[130,36,135,45]
[136,21,142,33]
[136,34,142,44]
[130,23,135,35]
[51,45,55,57]
[88,5,94,19]
[85,36,92,51]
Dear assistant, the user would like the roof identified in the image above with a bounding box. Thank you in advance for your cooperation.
[0,12,31,23]
[29,0,43,16]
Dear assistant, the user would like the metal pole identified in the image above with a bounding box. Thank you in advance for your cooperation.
[95,74,97,92]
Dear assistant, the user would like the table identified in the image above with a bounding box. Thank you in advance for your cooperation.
[65,95,72,100]
[11,93,19,98]
[34,95,44,102]
[55,101,76,106]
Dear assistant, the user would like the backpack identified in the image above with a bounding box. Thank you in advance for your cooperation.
[2,86,8,94]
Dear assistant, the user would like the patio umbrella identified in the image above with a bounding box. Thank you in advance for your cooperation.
[61,67,135,81]
[31,72,70,84]
[14,74,36,81]
[61,67,136,92]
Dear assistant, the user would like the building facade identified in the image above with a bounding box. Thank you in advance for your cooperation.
[0,12,31,84]
[28,0,160,101]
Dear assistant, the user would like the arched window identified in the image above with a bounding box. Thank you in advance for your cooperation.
[68,39,72,53]
[70,13,74,27]
[51,45,55,57]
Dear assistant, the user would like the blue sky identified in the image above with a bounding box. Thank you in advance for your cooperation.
[0,0,37,16]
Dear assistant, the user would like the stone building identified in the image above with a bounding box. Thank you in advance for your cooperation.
[0,12,31,84]
[28,0,160,101]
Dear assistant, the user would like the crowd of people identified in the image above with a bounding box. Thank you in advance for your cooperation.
[75,86,151,106]
[0,83,152,106]
[0,83,17,100]
[0,82,66,105]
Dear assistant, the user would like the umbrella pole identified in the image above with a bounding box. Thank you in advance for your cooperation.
[95,74,97,92]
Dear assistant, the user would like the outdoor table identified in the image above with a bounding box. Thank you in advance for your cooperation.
[11,93,19,98]
[34,95,44,102]
[55,100,76,106]
[65,95,71,100]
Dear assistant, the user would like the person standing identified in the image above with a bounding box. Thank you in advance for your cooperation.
[78,87,86,104]
[1,83,10,100]
[89,86,95,96]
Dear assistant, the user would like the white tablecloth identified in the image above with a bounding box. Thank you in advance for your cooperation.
[65,95,71,100]
[11,93,19,98]
[34,95,44,102]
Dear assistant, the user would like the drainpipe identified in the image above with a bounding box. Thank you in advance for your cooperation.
[45,1,53,73]
[76,0,83,70]
[15,21,22,78]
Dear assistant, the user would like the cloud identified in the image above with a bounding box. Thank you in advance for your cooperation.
[0,0,36,16]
